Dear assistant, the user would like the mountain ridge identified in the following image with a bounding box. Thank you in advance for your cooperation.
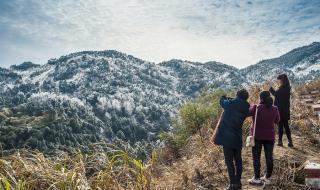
[6,41,319,70]
[0,42,319,156]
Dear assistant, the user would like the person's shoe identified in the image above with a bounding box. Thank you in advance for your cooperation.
[277,140,283,146]
[233,182,242,189]
[224,185,231,190]
[248,177,262,185]
[288,141,294,148]
[261,176,271,185]
[224,184,232,190]
[225,184,241,190]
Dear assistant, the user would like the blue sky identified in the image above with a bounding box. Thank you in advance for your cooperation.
[0,0,319,68]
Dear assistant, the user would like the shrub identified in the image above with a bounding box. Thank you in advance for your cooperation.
[161,89,233,151]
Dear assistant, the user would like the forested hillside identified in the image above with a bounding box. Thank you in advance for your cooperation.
[0,42,319,158]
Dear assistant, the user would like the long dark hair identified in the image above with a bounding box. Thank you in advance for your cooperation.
[260,91,273,108]
[277,74,290,87]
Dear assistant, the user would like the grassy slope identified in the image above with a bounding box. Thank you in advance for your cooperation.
[151,130,320,189]
[151,81,320,189]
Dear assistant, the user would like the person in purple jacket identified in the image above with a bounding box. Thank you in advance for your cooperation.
[247,91,280,185]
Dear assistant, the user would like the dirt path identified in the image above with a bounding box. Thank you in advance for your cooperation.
[152,133,320,190]
[242,134,320,190]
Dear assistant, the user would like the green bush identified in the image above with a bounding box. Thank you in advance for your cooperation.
[161,89,233,150]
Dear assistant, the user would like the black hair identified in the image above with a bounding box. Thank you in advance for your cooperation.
[277,74,290,87]
[260,91,273,108]
[236,89,249,100]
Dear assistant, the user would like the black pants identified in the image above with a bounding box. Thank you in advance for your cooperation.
[252,139,274,179]
[278,119,292,142]
[223,146,242,185]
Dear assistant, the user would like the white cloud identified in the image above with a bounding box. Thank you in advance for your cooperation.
[0,0,319,68]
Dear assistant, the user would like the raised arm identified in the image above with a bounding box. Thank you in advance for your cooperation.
[219,96,232,109]
[269,87,278,97]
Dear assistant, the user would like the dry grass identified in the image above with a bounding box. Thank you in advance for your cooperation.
[150,81,320,190]
[151,130,229,190]
[151,127,320,190]
[0,144,155,190]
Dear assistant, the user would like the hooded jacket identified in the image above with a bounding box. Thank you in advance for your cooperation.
[214,96,250,149]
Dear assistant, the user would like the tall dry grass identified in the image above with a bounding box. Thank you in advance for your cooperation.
[0,143,156,190]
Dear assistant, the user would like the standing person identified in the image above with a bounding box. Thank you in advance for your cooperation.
[247,91,280,185]
[214,89,250,190]
[269,74,293,147]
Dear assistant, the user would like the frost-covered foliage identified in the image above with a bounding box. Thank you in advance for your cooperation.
[242,42,320,84]
[0,42,319,156]
[159,59,246,96]
[0,51,182,156]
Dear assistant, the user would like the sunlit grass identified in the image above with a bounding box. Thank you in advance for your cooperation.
[0,144,155,190]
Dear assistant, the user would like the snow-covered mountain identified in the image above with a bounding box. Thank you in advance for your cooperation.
[0,50,241,155]
[0,42,319,156]
[159,59,246,96]
[241,42,320,84]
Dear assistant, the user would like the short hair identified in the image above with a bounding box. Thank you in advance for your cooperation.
[236,89,249,100]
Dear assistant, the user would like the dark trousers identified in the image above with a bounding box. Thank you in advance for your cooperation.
[278,119,292,142]
[223,146,242,184]
[252,139,274,179]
